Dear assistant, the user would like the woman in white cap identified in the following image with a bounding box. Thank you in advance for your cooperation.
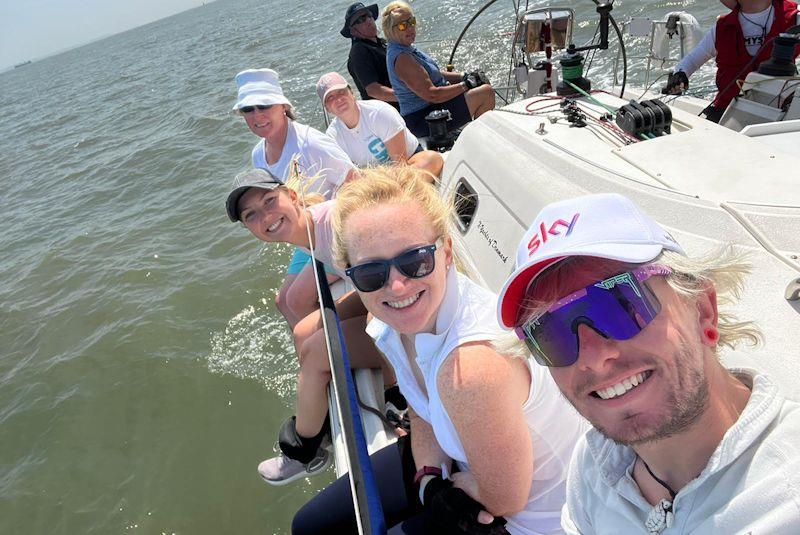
[233,68,359,327]
[330,165,587,534]
[317,71,444,178]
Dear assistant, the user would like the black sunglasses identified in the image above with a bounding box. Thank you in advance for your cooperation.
[345,241,440,293]
[350,13,370,27]
[239,104,274,114]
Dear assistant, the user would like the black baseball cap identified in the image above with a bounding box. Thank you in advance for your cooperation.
[225,169,283,222]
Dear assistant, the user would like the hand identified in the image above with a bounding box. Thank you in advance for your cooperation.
[475,70,490,86]
[423,476,508,534]
[461,70,488,90]
[451,472,495,524]
[662,71,689,95]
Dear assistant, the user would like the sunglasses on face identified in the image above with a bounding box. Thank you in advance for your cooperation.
[350,13,371,26]
[346,240,440,293]
[516,265,671,367]
[394,17,417,31]
[239,104,274,114]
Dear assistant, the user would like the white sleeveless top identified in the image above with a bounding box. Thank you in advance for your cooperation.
[366,269,588,535]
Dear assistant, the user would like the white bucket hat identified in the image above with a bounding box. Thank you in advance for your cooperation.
[496,193,685,329]
[232,68,291,113]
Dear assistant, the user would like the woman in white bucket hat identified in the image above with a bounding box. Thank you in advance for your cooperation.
[233,68,359,327]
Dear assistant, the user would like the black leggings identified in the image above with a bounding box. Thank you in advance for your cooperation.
[291,437,422,534]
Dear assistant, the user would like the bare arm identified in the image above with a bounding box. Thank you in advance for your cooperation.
[438,342,533,516]
[384,130,410,163]
[365,82,398,102]
[409,407,451,471]
[344,168,360,184]
[395,53,466,104]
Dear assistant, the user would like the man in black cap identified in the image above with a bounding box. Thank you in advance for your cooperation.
[341,2,399,110]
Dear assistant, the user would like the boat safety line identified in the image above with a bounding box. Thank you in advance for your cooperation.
[294,160,387,535]
[719,203,800,273]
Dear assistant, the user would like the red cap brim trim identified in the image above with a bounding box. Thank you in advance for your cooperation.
[500,257,563,328]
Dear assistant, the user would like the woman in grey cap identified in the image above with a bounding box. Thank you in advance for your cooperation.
[233,68,359,327]
[225,168,400,488]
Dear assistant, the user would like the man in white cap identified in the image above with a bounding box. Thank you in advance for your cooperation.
[340,2,399,110]
[496,193,800,533]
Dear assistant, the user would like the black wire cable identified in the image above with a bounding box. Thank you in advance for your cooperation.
[609,13,627,97]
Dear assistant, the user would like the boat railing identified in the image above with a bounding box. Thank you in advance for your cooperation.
[612,15,703,92]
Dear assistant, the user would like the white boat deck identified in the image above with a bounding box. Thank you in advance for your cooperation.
[441,93,800,400]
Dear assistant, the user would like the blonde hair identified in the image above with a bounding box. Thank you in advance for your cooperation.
[332,165,473,274]
[285,104,297,121]
[495,245,763,358]
[382,1,414,43]
[278,159,325,207]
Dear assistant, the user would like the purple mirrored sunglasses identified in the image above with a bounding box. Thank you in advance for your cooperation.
[515,265,672,367]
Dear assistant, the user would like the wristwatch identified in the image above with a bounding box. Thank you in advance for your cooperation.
[413,465,443,485]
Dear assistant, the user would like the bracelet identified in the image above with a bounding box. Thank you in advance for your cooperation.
[413,465,443,485]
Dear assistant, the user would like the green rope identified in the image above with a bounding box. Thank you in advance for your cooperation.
[565,80,618,115]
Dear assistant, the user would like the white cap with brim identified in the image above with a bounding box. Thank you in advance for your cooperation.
[232,68,291,114]
[496,193,686,329]
[225,168,284,222]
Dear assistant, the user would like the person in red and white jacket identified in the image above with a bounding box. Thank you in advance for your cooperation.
[665,0,800,122]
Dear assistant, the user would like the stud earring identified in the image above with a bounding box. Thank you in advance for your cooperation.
[704,327,719,343]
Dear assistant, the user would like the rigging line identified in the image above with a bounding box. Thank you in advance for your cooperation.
[636,72,669,100]
[293,160,386,535]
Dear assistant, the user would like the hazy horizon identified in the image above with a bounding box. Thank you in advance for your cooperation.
[0,0,216,71]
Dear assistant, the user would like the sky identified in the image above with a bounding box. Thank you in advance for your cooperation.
[0,0,210,70]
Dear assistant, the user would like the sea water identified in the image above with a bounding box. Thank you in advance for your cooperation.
[0,0,722,532]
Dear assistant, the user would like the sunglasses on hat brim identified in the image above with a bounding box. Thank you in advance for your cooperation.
[516,265,671,367]
[346,240,441,293]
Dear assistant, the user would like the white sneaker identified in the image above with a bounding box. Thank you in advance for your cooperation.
[257,447,331,486]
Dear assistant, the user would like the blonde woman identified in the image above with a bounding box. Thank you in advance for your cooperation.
[331,166,585,534]
[382,1,495,137]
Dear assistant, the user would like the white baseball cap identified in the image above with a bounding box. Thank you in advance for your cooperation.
[232,68,291,113]
[497,193,685,329]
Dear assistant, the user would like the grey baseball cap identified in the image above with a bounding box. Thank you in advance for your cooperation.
[226,168,284,222]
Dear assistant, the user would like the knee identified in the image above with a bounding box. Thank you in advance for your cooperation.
[275,289,289,317]
[409,151,443,179]
[293,312,322,358]
[297,333,332,376]
[482,84,495,104]
[285,285,316,320]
